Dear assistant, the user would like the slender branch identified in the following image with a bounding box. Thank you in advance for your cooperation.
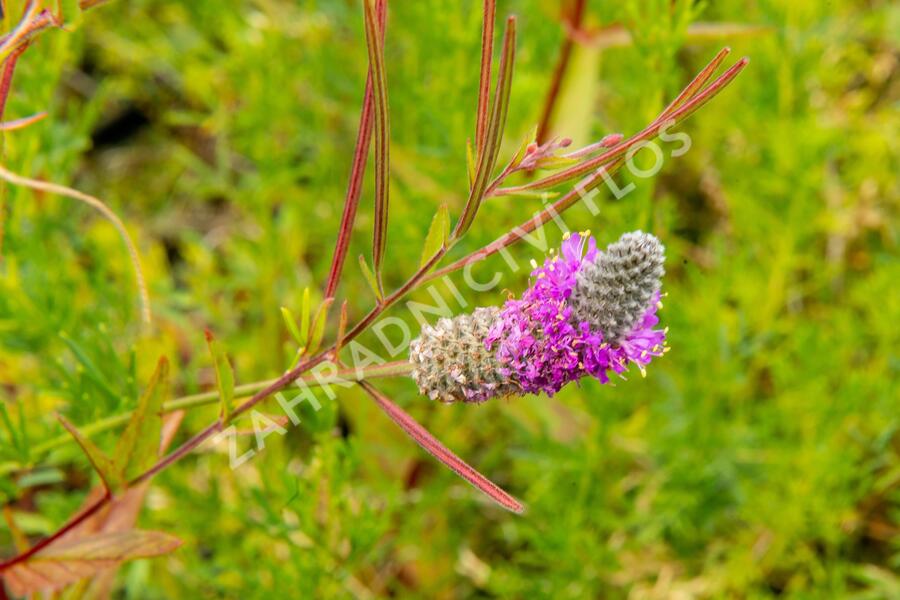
[323,0,386,300]
[0,362,412,477]
[474,0,495,154]
[496,53,747,196]
[0,165,152,325]
[429,56,749,281]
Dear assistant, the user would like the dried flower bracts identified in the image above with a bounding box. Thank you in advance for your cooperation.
[410,231,668,402]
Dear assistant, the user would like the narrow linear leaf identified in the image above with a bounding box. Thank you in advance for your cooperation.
[358,255,383,302]
[334,301,349,358]
[419,203,450,267]
[114,357,168,480]
[205,332,235,422]
[300,287,312,347]
[280,307,303,345]
[453,15,516,238]
[322,0,387,299]
[3,506,29,553]
[4,530,182,597]
[58,416,124,492]
[474,0,496,153]
[0,402,22,460]
[363,0,390,291]
[360,382,525,514]
[509,126,537,169]
[59,333,119,404]
[466,138,477,189]
[497,50,747,196]
[308,298,334,356]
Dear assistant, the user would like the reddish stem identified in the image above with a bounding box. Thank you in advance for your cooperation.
[0,43,28,121]
[497,55,748,195]
[322,0,386,300]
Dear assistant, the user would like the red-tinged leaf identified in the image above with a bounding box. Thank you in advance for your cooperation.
[323,0,386,299]
[495,52,748,196]
[363,0,390,292]
[453,15,516,239]
[3,530,182,597]
[360,382,525,514]
[658,46,732,120]
[57,413,184,598]
[114,357,168,480]
[474,0,496,154]
[205,332,235,421]
[58,415,124,492]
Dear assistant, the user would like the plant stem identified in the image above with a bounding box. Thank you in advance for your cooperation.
[0,361,412,477]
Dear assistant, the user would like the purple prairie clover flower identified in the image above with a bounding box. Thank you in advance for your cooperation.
[409,231,668,403]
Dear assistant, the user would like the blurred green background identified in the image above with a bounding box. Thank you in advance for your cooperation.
[1,0,898,597]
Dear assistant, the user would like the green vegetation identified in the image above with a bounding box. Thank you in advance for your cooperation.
[0,0,897,597]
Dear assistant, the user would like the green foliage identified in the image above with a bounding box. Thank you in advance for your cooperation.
[0,0,897,597]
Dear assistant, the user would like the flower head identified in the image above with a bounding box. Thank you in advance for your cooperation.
[410,231,668,402]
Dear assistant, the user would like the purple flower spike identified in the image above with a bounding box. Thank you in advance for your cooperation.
[411,231,668,403]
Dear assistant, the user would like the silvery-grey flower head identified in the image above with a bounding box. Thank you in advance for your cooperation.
[568,231,665,343]
[409,307,520,404]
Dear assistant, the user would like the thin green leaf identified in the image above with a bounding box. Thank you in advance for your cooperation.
[334,301,349,358]
[300,287,311,347]
[509,126,537,169]
[114,357,168,481]
[58,416,124,492]
[466,138,477,189]
[419,204,450,267]
[280,307,303,345]
[0,402,22,460]
[205,332,235,422]
[358,255,383,302]
[60,333,119,404]
[308,298,334,356]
